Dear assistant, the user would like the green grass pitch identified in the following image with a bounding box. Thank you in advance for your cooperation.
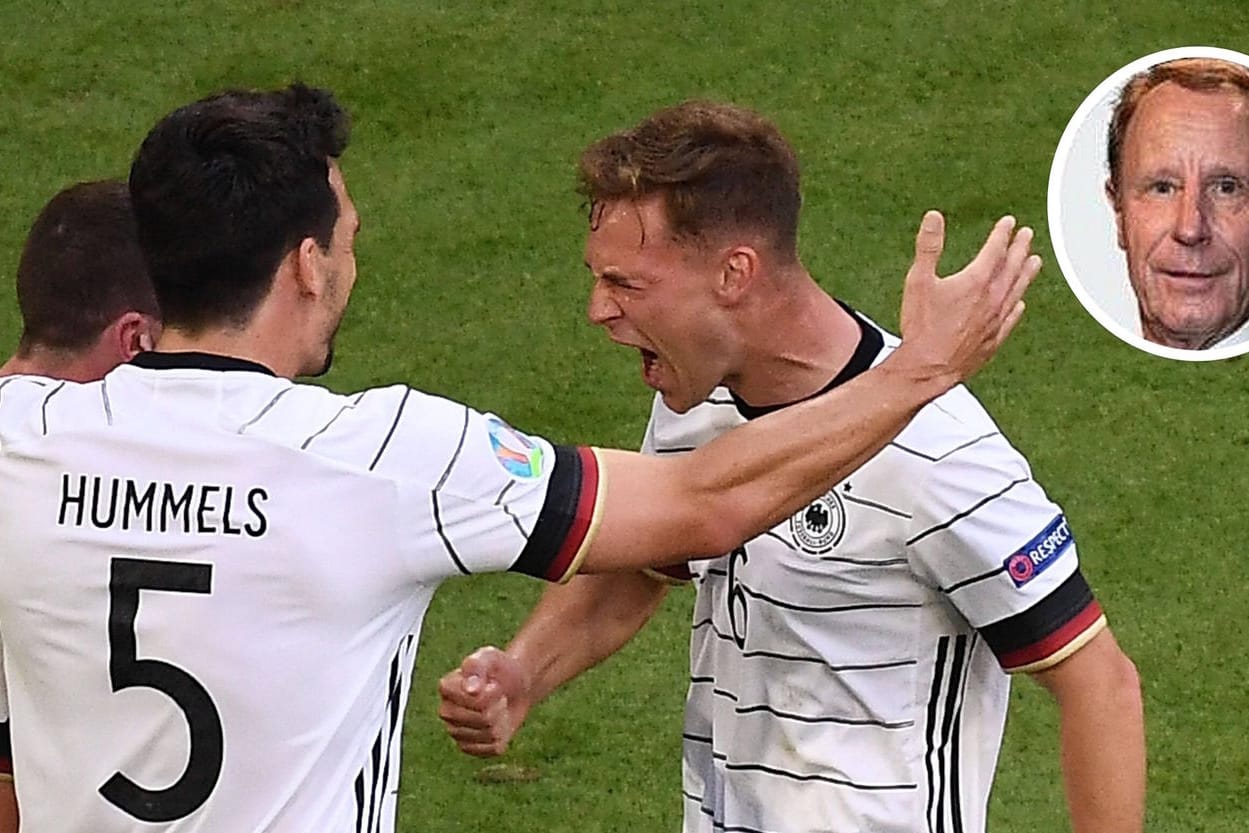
[1,2,1247,830]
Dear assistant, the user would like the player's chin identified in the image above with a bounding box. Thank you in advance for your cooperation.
[659,389,699,414]
[306,346,335,378]
[660,382,718,414]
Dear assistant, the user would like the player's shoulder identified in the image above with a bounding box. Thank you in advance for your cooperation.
[238,379,474,473]
[862,316,1016,466]
[644,387,745,454]
[0,373,68,411]
[901,384,1003,455]
[0,373,103,446]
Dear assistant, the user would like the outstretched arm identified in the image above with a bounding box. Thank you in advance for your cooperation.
[1030,628,1145,833]
[579,212,1040,573]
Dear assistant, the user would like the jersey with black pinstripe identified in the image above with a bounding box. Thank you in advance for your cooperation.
[644,309,1104,833]
[0,352,602,833]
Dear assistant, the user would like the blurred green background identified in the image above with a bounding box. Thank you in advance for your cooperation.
[1,2,1246,830]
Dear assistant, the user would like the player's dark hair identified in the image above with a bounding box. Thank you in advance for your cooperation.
[1107,58,1249,196]
[15,180,158,353]
[129,83,350,331]
[578,100,802,261]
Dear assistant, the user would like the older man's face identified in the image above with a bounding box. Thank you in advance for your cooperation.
[1110,82,1249,349]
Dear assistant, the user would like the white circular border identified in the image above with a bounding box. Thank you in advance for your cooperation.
[1047,45,1249,362]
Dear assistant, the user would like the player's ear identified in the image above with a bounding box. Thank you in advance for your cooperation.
[1105,177,1127,250]
[716,245,760,305]
[112,311,157,362]
[291,237,328,299]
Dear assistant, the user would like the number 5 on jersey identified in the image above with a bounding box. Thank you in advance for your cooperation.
[101,557,224,822]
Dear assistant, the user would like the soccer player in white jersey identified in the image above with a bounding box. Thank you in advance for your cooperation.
[0,178,162,833]
[0,87,1036,833]
[439,101,1145,833]
[1,180,161,381]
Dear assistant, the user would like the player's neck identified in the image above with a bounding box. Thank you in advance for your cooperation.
[722,278,861,408]
[156,308,304,379]
[0,347,99,382]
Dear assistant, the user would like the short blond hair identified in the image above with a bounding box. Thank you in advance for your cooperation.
[577,101,802,260]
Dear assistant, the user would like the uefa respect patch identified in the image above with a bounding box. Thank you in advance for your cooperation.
[1003,514,1074,587]
[486,417,544,479]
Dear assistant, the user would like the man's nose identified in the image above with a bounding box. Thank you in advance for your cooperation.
[1172,186,1212,246]
[586,280,622,325]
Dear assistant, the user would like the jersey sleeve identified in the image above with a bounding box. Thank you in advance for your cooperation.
[418,407,604,584]
[905,435,1106,673]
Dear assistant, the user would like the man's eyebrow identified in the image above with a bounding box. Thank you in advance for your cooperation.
[587,264,634,284]
[1128,167,1180,185]
[1203,165,1249,178]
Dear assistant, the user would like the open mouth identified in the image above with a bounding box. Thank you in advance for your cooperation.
[639,348,662,387]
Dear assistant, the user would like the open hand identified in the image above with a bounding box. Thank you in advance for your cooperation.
[897,211,1041,385]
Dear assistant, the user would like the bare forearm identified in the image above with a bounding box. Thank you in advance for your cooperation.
[1034,631,1145,833]
[1057,670,1146,832]
[509,572,668,703]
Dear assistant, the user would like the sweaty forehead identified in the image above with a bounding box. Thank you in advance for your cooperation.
[1125,83,1249,167]
[584,197,680,261]
[594,198,668,240]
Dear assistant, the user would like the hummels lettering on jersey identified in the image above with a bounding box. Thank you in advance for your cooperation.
[57,474,269,537]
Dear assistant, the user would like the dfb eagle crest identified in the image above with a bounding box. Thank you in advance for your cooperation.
[788,488,846,554]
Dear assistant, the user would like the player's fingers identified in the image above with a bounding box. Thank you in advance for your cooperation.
[988,225,1034,308]
[438,700,497,730]
[906,210,945,285]
[448,725,509,757]
[1002,254,1042,313]
[438,670,478,707]
[960,215,1016,282]
[463,645,530,704]
[461,646,503,682]
[459,646,508,696]
[995,300,1027,345]
[444,722,494,743]
[445,720,507,746]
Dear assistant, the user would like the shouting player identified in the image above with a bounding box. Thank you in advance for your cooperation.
[439,102,1144,833]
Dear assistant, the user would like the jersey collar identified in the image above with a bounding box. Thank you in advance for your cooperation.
[730,300,884,420]
[129,351,278,376]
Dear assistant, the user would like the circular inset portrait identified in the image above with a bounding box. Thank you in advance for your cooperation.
[1049,46,1249,361]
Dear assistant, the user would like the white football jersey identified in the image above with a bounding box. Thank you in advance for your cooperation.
[0,352,603,833]
[645,309,1104,833]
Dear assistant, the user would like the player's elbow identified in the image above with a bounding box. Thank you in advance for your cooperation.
[1107,649,1142,710]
